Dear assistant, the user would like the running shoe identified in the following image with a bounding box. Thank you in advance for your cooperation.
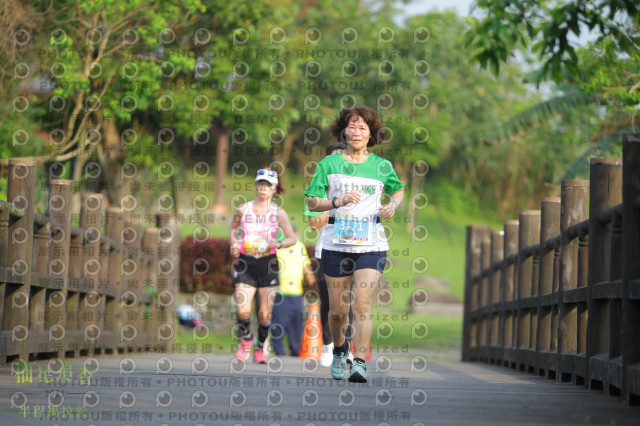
[235,337,255,361]
[348,341,356,364]
[330,352,348,380]
[263,338,270,357]
[348,359,367,383]
[320,343,334,367]
[253,348,267,364]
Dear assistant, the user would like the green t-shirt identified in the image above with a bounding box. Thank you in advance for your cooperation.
[304,152,403,253]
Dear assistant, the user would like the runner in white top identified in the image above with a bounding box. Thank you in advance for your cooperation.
[306,106,404,383]
[230,168,297,364]
[305,142,348,367]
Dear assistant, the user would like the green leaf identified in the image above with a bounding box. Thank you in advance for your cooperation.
[484,89,595,144]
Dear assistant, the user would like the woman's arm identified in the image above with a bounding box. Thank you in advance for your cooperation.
[271,209,297,249]
[307,192,361,212]
[378,188,405,220]
[309,212,330,230]
[303,259,318,288]
[229,206,244,257]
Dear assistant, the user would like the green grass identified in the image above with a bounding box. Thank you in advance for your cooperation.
[175,326,236,355]
[370,313,462,354]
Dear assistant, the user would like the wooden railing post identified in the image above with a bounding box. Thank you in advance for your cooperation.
[79,193,103,356]
[516,210,540,372]
[459,135,638,405]
[137,228,149,350]
[97,203,112,354]
[48,179,74,359]
[142,227,159,350]
[156,214,180,352]
[558,180,589,383]
[490,231,504,306]
[0,201,10,358]
[585,158,622,393]
[490,230,504,362]
[5,159,37,362]
[470,247,481,313]
[95,195,109,355]
[121,218,141,353]
[479,236,491,360]
[66,211,84,358]
[105,207,124,354]
[481,238,492,308]
[462,225,490,361]
[537,197,561,378]
[622,134,640,404]
[608,203,623,392]
[0,160,177,364]
[502,220,519,367]
[31,213,50,342]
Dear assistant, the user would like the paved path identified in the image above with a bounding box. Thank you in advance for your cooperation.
[1,352,638,426]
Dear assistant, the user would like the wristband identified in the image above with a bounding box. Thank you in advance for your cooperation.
[391,199,398,210]
[331,197,339,208]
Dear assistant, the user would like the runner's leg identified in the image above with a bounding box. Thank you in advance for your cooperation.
[350,268,381,360]
[270,292,286,355]
[235,283,257,337]
[257,285,277,345]
[326,274,353,352]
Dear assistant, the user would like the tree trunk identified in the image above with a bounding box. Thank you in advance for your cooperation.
[212,123,230,214]
[272,130,301,190]
[95,117,129,206]
[408,162,425,234]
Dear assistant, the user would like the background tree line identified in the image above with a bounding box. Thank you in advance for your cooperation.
[1,0,637,219]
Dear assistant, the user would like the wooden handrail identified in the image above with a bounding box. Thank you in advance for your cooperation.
[0,159,180,364]
[0,200,26,218]
[463,140,640,405]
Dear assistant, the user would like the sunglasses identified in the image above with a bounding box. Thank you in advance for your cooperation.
[257,170,276,177]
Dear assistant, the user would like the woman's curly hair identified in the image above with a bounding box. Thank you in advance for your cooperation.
[330,106,387,147]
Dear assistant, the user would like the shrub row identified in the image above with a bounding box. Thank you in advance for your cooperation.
[180,238,317,295]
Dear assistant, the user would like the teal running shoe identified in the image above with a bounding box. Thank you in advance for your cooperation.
[348,359,367,383]
[331,352,348,380]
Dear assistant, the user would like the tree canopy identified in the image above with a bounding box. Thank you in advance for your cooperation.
[1,0,609,217]
[463,0,639,188]
[464,0,639,84]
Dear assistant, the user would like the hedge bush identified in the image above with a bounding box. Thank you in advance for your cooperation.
[180,238,235,294]
[180,238,317,295]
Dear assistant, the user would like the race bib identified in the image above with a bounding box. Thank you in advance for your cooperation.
[332,213,377,246]
[244,236,270,257]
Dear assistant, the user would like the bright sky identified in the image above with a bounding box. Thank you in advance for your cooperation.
[395,0,595,45]
[394,0,477,23]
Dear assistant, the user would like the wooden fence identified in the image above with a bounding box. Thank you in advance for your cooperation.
[0,159,180,365]
[462,134,640,404]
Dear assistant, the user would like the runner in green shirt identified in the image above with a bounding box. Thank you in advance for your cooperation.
[305,106,404,383]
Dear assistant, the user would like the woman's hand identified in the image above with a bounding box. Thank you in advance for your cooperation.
[267,241,282,250]
[230,242,241,258]
[378,200,398,220]
[338,192,361,207]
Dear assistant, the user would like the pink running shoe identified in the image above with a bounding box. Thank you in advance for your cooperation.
[235,337,255,361]
[253,348,267,364]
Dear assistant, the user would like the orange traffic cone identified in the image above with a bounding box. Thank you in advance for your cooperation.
[299,302,323,359]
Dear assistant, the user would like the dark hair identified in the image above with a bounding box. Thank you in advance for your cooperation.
[255,167,285,195]
[326,142,347,156]
[330,106,387,147]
